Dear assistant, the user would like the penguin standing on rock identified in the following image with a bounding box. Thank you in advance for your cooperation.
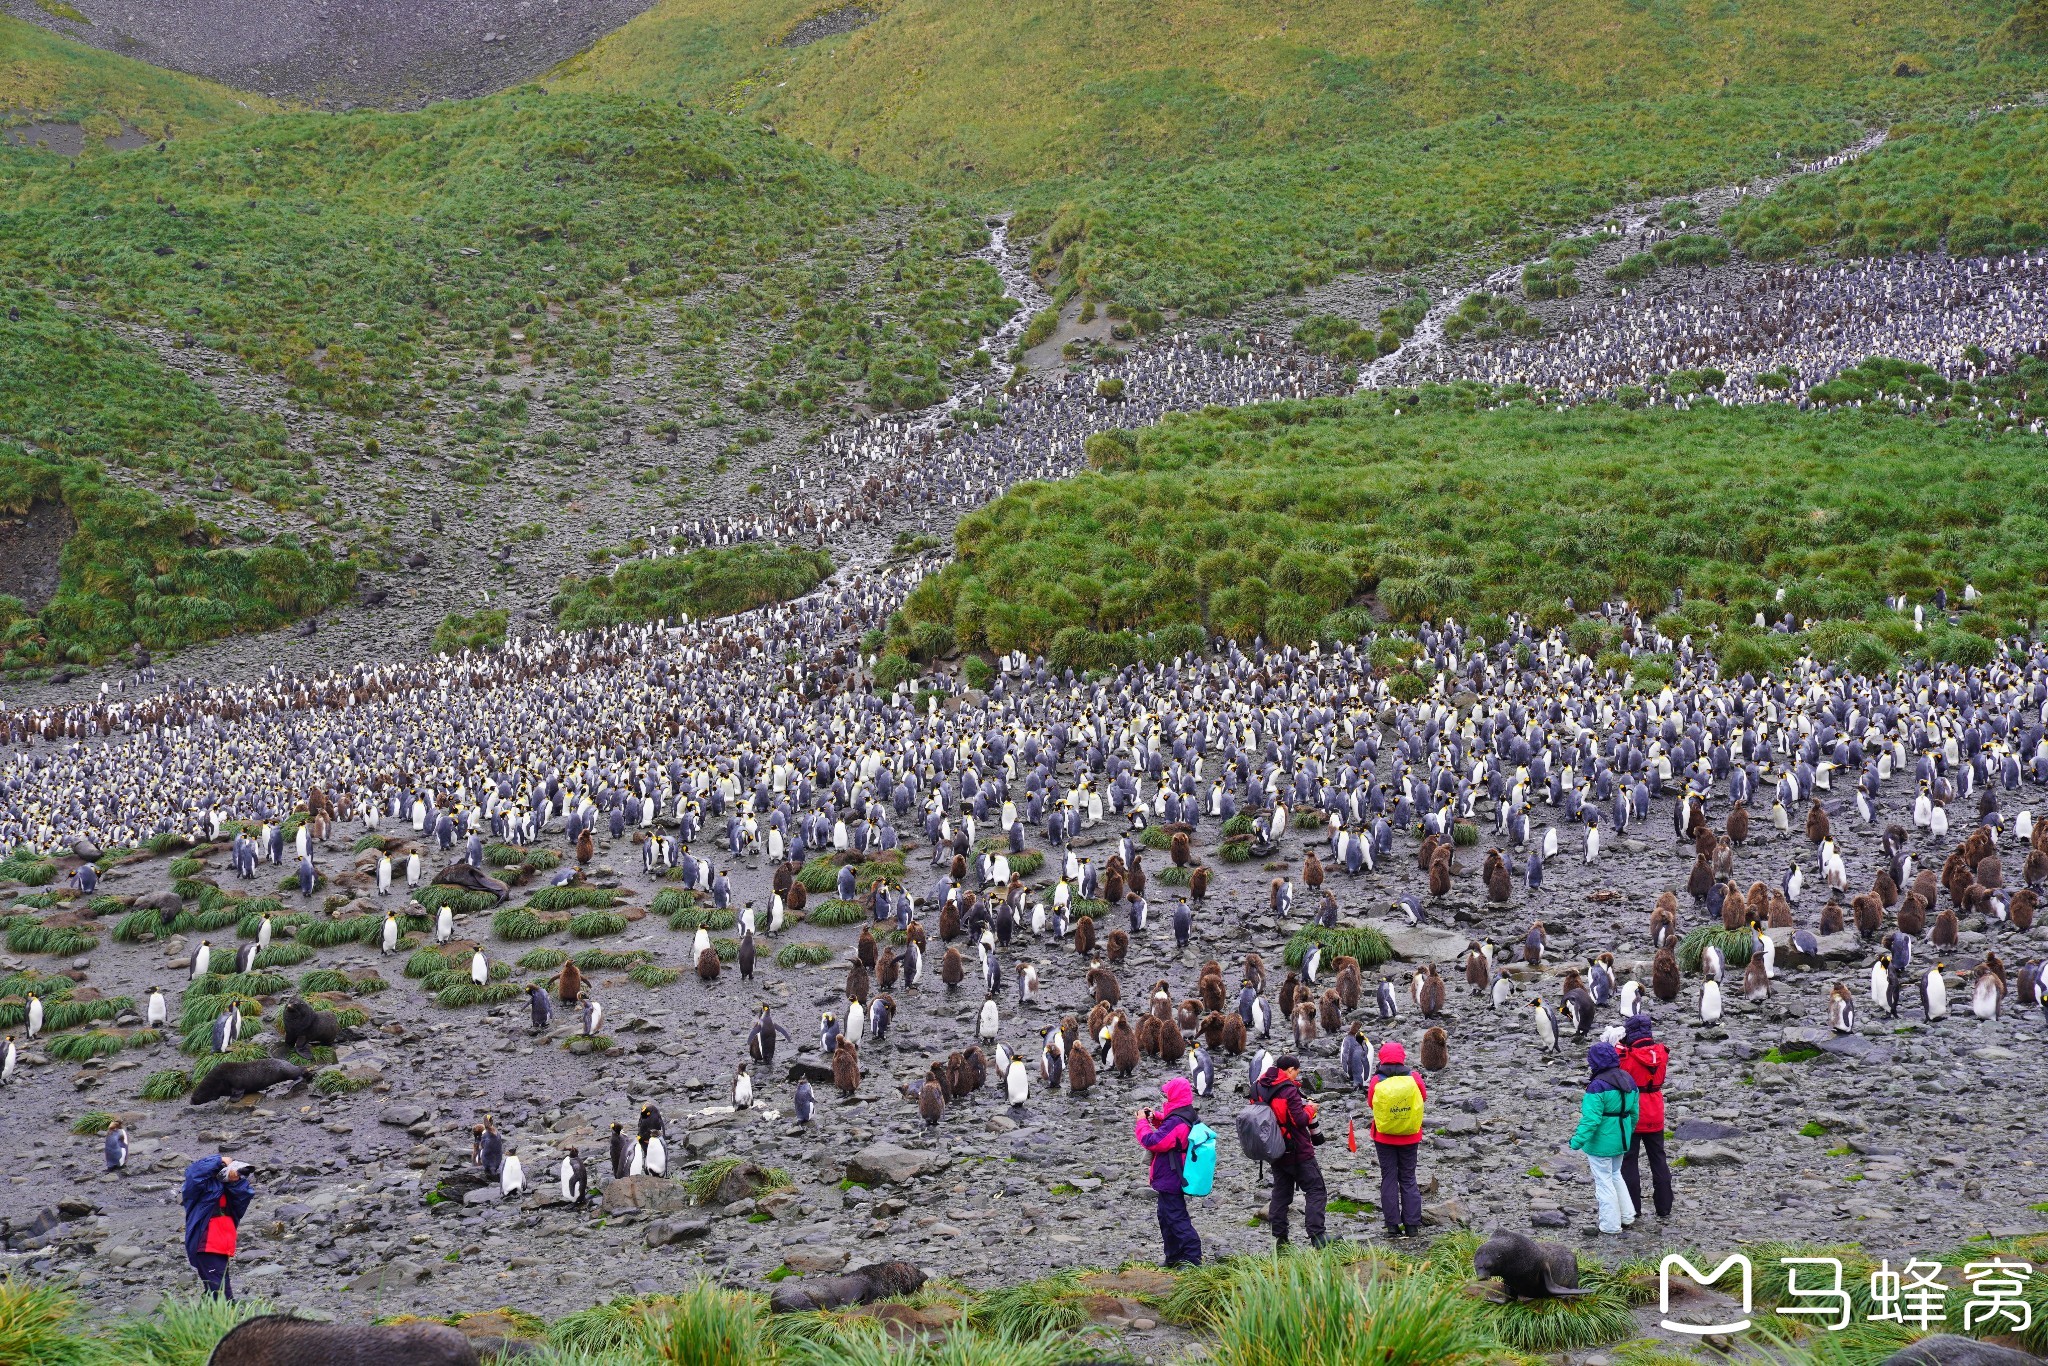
[608,1122,631,1179]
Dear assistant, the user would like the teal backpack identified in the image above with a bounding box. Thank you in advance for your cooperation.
[1181,1122,1219,1197]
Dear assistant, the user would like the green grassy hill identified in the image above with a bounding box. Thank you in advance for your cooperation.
[888,383,2048,673]
[551,0,2004,189]
[0,14,275,141]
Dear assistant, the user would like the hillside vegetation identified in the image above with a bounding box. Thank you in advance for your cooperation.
[0,285,355,669]
[891,383,2048,671]
[552,543,833,628]
[553,0,2002,190]
[0,15,273,141]
[1725,103,2048,258]
[0,91,1011,422]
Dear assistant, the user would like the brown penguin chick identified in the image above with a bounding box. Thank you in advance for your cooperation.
[1200,1011,1226,1048]
[943,1051,967,1096]
[2025,848,2048,887]
[1655,889,1679,919]
[1199,972,1226,1012]
[1741,952,1769,1002]
[1558,968,1585,997]
[1429,856,1453,900]
[1712,840,1735,880]
[1170,831,1193,867]
[1649,904,1679,951]
[1418,964,1446,1017]
[1687,856,1714,905]
[576,829,595,865]
[1693,822,1716,860]
[1109,1015,1139,1077]
[1767,893,1794,929]
[1219,1012,1247,1054]
[962,1046,988,1092]
[1290,1001,1318,1048]
[1464,944,1490,993]
[696,947,721,981]
[1074,915,1096,957]
[878,947,900,991]
[918,1079,945,1126]
[1976,852,2004,889]
[787,881,808,914]
[1719,886,1745,931]
[1852,892,1883,939]
[1482,848,1505,883]
[1177,998,1203,1033]
[1818,900,1844,935]
[1745,881,1770,925]
[1268,879,1288,915]
[1963,827,1995,871]
[1106,928,1130,964]
[2034,819,2048,855]
[1336,963,1361,1011]
[939,902,961,942]
[2010,888,2037,932]
[1303,852,1325,891]
[1189,866,1211,902]
[1727,803,1750,846]
[1872,868,1899,909]
[1944,857,1972,909]
[905,920,926,952]
[1319,988,1342,1034]
[940,947,965,989]
[557,959,583,1005]
[1103,869,1126,905]
[857,928,878,971]
[1805,802,1830,846]
[1910,868,1940,906]
[1966,884,1996,918]
[1897,895,1927,939]
[1417,833,1441,872]
[832,1038,860,1094]
[1522,922,1546,966]
[1150,980,1175,1023]
[772,862,795,897]
[1279,971,1302,1017]
[1486,864,1513,903]
[1651,947,1681,1002]
[1931,907,1960,949]
[846,961,871,1006]
[1066,1042,1097,1093]
[1419,1025,1449,1072]
[1128,855,1147,897]
[1058,1013,1081,1056]
[1088,963,1122,1006]
[949,853,968,882]
[1136,1015,1162,1057]
[1244,953,1268,992]
[1158,1020,1186,1063]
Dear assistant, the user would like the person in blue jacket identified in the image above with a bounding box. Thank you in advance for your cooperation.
[181,1154,253,1299]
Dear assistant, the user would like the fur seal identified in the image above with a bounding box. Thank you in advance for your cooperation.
[1473,1229,1594,1300]
[190,1059,308,1105]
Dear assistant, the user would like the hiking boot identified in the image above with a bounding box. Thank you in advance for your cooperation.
[1310,1234,1329,1249]
[1403,1224,1421,1237]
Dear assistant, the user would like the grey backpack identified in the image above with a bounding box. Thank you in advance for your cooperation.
[1235,1102,1287,1162]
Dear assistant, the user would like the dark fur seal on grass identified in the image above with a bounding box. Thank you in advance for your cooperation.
[190,1059,308,1105]
[206,1314,479,1364]
[1472,1229,1593,1300]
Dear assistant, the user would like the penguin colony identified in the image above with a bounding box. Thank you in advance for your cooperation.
[4,591,2044,1305]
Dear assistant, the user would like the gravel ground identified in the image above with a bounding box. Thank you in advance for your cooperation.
[2,0,659,108]
[2,762,2042,1347]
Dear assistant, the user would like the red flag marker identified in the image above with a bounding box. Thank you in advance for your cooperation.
[1347,1118,1358,1153]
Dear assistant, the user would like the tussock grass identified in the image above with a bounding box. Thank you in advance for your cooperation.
[1283,925,1392,971]
[353,833,389,853]
[298,969,351,994]
[142,1068,194,1100]
[5,919,98,956]
[299,914,381,948]
[1678,925,1756,974]
[776,942,833,968]
[436,981,526,1008]
[796,858,841,895]
[69,1111,116,1135]
[0,1277,98,1366]
[804,899,865,928]
[1156,864,1195,886]
[965,1268,1095,1339]
[113,908,165,942]
[650,889,699,918]
[683,1158,794,1207]
[415,886,500,916]
[493,907,557,940]
[96,1290,276,1366]
[569,910,630,938]
[555,546,835,632]
[519,948,571,971]
[628,963,684,988]
[252,942,314,969]
[1211,1251,1491,1366]
[529,886,619,912]
[405,947,453,979]
[46,1030,127,1062]
[573,949,649,970]
[190,971,291,999]
[314,1068,376,1096]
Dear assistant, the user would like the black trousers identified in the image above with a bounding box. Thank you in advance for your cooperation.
[1156,1190,1203,1267]
[1375,1141,1421,1230]
[1268,1155,1327,1244]
[192,1252,234,1300]
[1623,1130,1673,1218]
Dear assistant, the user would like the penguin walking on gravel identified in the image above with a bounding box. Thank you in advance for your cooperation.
[1187,1043,1213,1098]
[1340,1022,1370,1088]
[794,1079,816,1125]
[500,1146,525,1196]
[147,987,167,1032]
[527,984,552,1033]
[1827,982,1855,1034]
[1920,964,1948,1022]
[103,1119,127,1171]
[1529,999,1559,1052]
[748,1006,791,1066]
[581,996,605,1038]
[732,1062,753,1109]
[1,1036,13,1086]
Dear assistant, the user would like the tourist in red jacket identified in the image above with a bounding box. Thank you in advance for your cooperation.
[1618,1014,1673,1218]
